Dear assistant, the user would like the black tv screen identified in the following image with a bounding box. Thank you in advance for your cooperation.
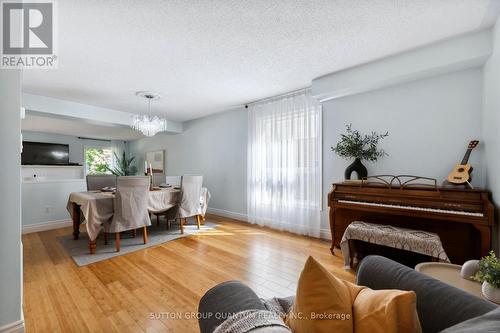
[22,141,70,165]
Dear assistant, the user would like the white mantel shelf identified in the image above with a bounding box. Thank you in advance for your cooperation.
[23,179,85,184]
[21,165,83,168]
[21,165,85,181]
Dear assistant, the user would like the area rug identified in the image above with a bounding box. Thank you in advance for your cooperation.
[59,221,217,266]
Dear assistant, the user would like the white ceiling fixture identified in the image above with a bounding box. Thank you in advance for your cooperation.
[131,91,167,137]
[21,0,500,122]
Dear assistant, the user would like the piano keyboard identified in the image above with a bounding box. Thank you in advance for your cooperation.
[338,199,484,217]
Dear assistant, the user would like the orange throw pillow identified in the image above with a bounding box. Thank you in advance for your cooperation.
[285,256,422,333]
[285,256,363,333]
[353,288,421,333]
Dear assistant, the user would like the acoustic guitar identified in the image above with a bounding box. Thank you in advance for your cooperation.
[447,140,479,184]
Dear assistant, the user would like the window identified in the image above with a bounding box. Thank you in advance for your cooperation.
[254,111,321,209]
[84,147,112,175]
[247,92,322,237]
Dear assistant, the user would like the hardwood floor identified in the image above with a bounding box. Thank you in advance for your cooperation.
[23,215,354,333]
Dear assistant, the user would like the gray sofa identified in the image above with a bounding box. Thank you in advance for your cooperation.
[198,255,500,333]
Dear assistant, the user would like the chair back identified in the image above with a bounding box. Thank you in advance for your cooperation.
[108,176,151,232]
[165,175,181,186]
[151,173,164,187]
[179,175,203,218]
[86,175,117,191]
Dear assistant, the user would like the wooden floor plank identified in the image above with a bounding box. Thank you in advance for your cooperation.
[23,215,354,333]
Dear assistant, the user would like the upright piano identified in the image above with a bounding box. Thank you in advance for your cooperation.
[328,178,494,264]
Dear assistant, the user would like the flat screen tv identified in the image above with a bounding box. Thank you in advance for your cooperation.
[22,141,70,165]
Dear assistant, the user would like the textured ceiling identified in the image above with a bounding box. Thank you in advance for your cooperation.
[22,0,500,122]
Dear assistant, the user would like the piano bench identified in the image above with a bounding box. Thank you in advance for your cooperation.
[350,240,433,269]
[340,221,449,269]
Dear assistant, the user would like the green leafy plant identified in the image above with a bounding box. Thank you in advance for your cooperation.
[105,152,138,176]
[85,147,112,175]
[473,251,500,288]
[331,124,389,161]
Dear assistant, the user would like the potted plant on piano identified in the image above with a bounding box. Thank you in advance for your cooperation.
[331,124,388,180]
[473,251,500,304]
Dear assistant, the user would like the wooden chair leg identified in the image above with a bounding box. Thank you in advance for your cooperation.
[143,227,148,244]
[196,215,201,229]
[180,218,184,234]
[156,214,160,227]
[104,232,108,245]
[89,240,97,254]
[115,232,120,252]
[166,219,171,230]
[201,215,205,225]
[132,229,137,238]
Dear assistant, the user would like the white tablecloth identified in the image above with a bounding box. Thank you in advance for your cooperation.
[67,187,210,241]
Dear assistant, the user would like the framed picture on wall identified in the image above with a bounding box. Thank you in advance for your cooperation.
[145,150,165,174]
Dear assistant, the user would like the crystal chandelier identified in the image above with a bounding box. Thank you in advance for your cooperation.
[131,91,167,137]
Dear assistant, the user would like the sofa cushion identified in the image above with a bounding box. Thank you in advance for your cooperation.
[439,307,500,332]
[213,309,291,333]
[357,255,496,333]
[198,281,267,333]
[354,287,421,333]
[285,256,421,333]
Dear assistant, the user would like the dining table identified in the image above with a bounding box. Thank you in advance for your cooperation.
[66,187,210,254]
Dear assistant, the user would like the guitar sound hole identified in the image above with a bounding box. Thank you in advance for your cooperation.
[457,168,465,172]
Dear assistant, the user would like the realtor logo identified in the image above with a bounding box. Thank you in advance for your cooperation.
[1,0,57,68]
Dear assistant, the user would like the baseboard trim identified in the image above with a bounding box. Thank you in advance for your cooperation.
[320,228,332,241]
[207,207,248,222]
[0,319,24,333]
[22,219,72,234]
[207,208,332,241]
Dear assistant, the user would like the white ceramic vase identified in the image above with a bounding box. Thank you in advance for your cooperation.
[481,281,500,304]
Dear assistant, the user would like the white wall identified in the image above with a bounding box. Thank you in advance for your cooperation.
[128,68,485,236]
[313,30,491,102]
[20,132,124,228]
[483,16,500,251]
[128,107,248,216]
[109,30,495,245]
[0,71,23,330]
[320,68,485,231]
[22,131,115,165]
[22,180,86,228]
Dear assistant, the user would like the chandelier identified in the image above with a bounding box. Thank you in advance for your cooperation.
[131,91,167,137]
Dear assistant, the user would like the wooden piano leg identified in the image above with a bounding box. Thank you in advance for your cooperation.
[72,203,81,240]
[329,207,336,256]
[474,225,491,257]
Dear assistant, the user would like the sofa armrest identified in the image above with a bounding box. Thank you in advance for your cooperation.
[356,255,496,333]
[198,281,267,333]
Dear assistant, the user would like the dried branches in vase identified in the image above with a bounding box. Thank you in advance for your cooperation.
[331,124,388,180]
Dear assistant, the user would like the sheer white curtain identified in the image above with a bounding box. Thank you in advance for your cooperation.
[247,91,322,237]
[111,140,126,169]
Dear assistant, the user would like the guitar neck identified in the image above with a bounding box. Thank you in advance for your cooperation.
[461,148,473,165]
